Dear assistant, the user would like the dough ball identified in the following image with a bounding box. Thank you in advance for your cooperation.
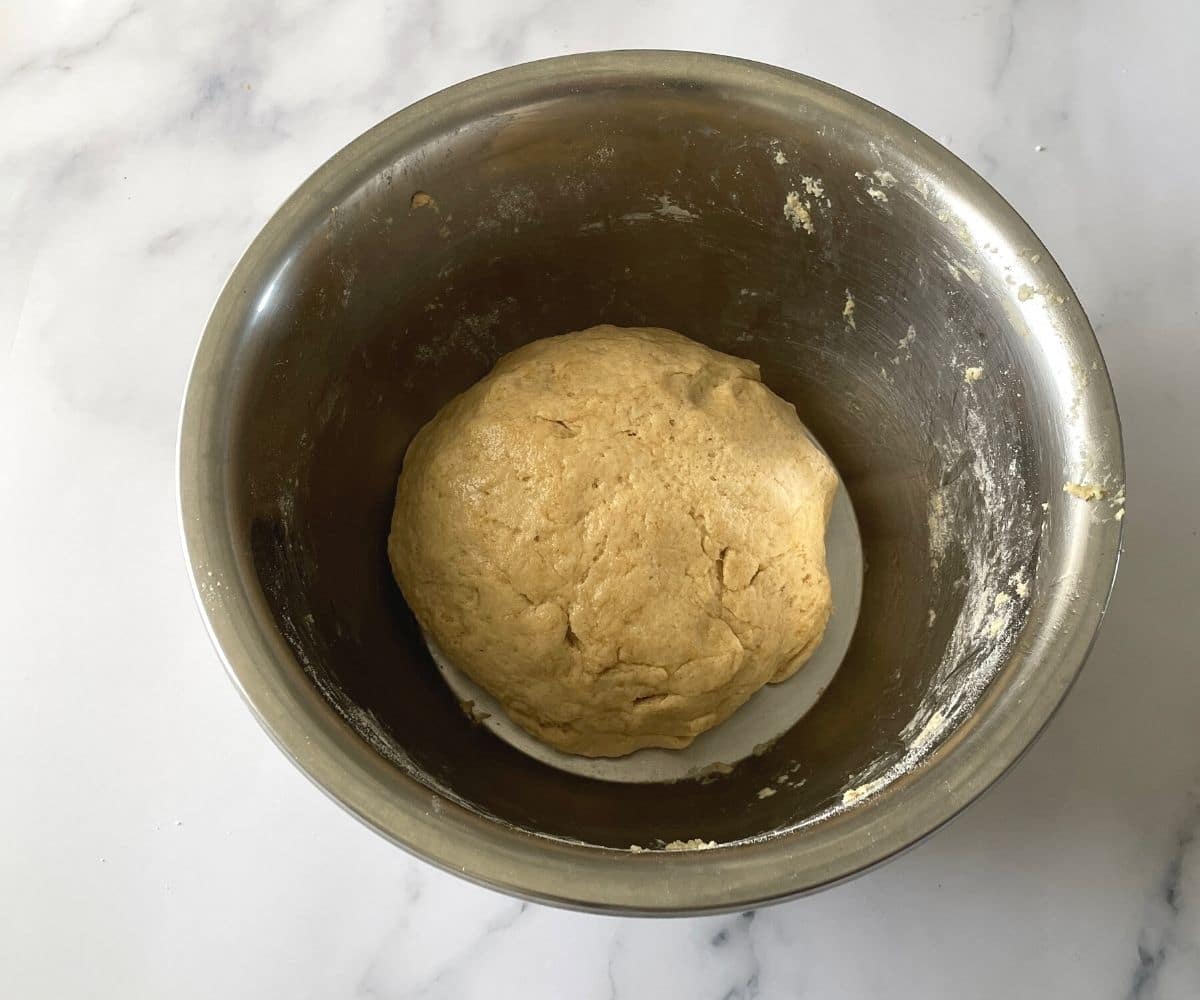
[388,326,837,757]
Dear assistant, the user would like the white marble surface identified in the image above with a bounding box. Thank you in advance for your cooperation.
[3,1,1199,996]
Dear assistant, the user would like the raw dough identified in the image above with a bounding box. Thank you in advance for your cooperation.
[388,325,837,757]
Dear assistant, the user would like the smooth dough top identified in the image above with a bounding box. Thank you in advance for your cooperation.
[388,325,837,757]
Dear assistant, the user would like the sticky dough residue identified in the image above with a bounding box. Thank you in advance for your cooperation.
[628,838,719,852]
[842,290,856,329]
[856,168,896,204]
[665,838,718,851]
[784,191,815,234]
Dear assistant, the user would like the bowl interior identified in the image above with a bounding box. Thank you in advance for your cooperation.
[193,56,1121,869]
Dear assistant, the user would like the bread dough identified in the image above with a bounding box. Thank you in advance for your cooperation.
[388,326,837,757]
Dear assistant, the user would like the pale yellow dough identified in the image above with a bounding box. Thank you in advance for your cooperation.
[388,326,837,757]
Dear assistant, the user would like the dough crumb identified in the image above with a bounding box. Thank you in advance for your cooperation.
[628,844,644,853]
[964,366,984,383]
[458,699,491,725]
[688,760,735,783]
[774,150,788,165]
[757,786,777,799]
[664,838,718,852]
[410,191,437,210]
[801,175,825,197]
[842,776,888,806]
[751,737,779,757]
[1018,284,1036,301]
[843,290,856,329]
[784,191,815,234]
[866,186,888,203]
[1114,508,1126,521]
[1063,482,1106,501]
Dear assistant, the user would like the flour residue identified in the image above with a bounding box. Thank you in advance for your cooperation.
[927,489,949,571]
[834,391,1038,812]
[654,194,696,220]
[621,194,697,224]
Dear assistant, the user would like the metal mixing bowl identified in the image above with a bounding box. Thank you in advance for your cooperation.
[179,51,1123,913]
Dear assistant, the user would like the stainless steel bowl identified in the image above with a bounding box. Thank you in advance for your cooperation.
[179,51,1123,913]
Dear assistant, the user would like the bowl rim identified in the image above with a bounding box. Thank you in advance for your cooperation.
[178,49,1124,915]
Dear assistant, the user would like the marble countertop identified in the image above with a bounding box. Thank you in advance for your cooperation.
[3,1,1198,997]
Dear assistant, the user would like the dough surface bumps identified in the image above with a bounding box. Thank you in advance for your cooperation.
[388,326,837,757]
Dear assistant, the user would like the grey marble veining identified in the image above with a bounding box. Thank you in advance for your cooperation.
[3,1,1199,997]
